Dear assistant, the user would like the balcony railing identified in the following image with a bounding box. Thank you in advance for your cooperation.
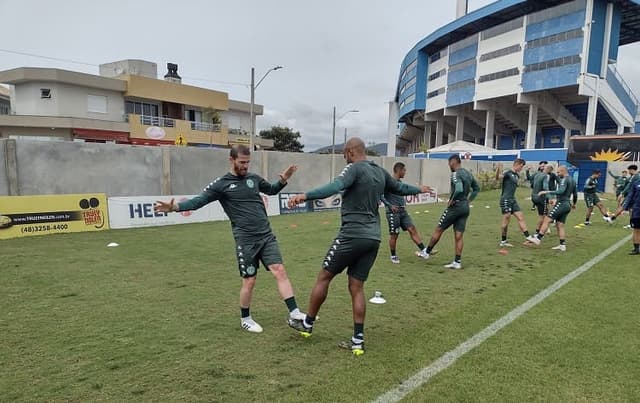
[139,114,175,128]
[190,121,222,132]
[607,65,639,117]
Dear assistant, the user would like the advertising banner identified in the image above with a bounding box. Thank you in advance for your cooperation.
[108,194,280,229]
[278,193,313,214]
[0,194,109,240]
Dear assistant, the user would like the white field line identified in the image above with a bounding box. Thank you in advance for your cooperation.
[373,235,632,403]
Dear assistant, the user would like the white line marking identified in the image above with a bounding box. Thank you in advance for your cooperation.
[373,235,632,403]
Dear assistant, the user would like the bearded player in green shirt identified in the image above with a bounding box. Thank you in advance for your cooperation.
[154,145,305,334]
[421,154,480,269]
[286,137,431,355]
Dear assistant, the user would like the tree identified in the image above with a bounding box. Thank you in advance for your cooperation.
[202,107,222,124]
[259,126,304,152]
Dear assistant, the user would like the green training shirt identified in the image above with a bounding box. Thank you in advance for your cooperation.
[449,168,480,203]
[500,169,519,199]
[548,176,578,204]
[305,160,422,241]
[176,172,285,242]
[608,171,629,192]
[381,181,407,211]
[583,177,598,194]
[532,172,546,195]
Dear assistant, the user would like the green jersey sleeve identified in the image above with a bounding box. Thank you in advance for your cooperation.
[257,175,286,195]
[469,175,480,201]
[383,169,422,196]
[177,179,222,211]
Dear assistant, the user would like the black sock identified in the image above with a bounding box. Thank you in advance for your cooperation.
[523,231,530,237]
[390,248,396,256]
[537,234,544,240]
[455,254,461,263]
[634,243,639,252]
[241,307,250,319]
[417,242,425,250]
[535,228,540,235]
[426,245,434,253]
[560,239,566,245]
[354,323,364,340]
[501,235,507,242]
[305,315,316,326]
[284,296,298,312]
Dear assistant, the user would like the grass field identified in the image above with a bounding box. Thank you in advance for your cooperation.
[1,189,638,402]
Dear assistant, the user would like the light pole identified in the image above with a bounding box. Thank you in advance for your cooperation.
[249,65,283,152]
[330,107,359,176]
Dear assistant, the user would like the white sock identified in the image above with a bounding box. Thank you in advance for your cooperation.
[289,308,302,318]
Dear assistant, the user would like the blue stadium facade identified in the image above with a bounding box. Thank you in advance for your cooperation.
[392,0,640,155]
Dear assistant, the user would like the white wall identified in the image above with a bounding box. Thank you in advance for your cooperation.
[476,26,525,102]
[428,53,449,75]
[13,81,125,121]
[426,94,446,113]
[222,109,250,132]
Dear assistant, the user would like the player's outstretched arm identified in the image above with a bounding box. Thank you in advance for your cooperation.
[154,198,177,213]
[469,176,480,202]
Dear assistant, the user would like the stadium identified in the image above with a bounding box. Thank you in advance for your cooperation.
[391,0,640,158]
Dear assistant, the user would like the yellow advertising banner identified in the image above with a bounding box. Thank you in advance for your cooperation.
[0,194,110,240]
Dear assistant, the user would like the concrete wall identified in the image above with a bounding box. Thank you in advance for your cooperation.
[0,139,511,198]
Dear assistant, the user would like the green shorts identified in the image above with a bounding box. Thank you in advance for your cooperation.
[437,201,470,233]
[386,209,414,235]
[235,234,282,278]
[322,237,380,282]
[500,198,521,215]
[547,201,572,224]
[584,193,600,208]
[532,196,548,216]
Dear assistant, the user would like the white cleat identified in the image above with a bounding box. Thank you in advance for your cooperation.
[528,236,541,245]
[444,261,462,270]
[415,249,430,260]
[623,225,632,229]
[603,216,613,224]
[241,318,263,333]
[390,256,400,264]
[289,310,307,321]
[551,244,567,252]
[499,241,514,247]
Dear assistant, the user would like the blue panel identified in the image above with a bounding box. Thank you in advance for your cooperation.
[399,85,416,103]
[447,65,477,85]
[398,68,417,88]
[606,67,638,117]
[609,4,622,61]
[498,135,515,150]
[588,0,607,75]
[414,50,429,110]
[522,63,581,92]
[565,102,618,132]
[521,148,568,161]
[525,11,586,42]
[449,44,478,66]
[446,86,475,107]
[523,38,583,65]
[635,122,640,133]
[576,161,607,192]
[541,126,566,148]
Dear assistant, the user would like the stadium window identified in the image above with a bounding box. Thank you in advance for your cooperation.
[481,17,524,40]
[400,76,417,94]
[400,60,418,81]
[478,68,520,83]
[428,69,446,81]
[40,88,51,99]
[526,28,583,49]
[427,87,445,99]
[479,44,522,62]
[447,79,475,91]
[399,93,416,109]
[450,35,479,54]
[527,0,586,25]
[449,58,476,73]
[524,55,581,72]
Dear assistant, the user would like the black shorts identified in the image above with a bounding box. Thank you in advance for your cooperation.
[532,196,548,216]
[548,202,572,224]
[386,209,414,235]
[322,237,380,282]
[235,234,282,278]
[438,202,470,233]
[631,218,640,229]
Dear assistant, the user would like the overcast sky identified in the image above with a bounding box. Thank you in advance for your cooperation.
[1,0,639,151]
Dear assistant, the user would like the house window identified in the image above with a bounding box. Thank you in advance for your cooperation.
[40,88,51,99]
[88,95,108,114]
[125,101,159,117]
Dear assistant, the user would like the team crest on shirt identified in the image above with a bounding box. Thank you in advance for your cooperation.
[246,265,256,275]
[246,179,255,188]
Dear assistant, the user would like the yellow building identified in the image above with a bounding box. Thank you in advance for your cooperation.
[0,60,273,149]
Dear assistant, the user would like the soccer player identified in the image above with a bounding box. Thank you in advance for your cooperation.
[381,162,429,264]
[532,164,556,236]
[498,158,535,247]
[154,145,305,334]
[608,168,629,206]
[526,161,547,210]
[607,164,639,228]
[421,154,480,269]
[621,177,640,255]
[285,137,431,355]
[583,169,610,225]
[528,165,578,251]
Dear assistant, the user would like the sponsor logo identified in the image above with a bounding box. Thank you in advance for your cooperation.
[145,126,166,140]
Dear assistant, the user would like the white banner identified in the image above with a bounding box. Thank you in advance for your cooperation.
[108,194,279,229]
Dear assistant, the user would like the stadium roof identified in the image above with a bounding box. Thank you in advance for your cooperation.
[404,0,640,60]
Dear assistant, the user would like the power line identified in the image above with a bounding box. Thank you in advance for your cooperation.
[0,48,248,87]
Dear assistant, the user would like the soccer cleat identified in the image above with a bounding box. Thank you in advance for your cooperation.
[630,250,640,255]
[551,244,567,252]
[499,241,514,247]
[528,236,541,245]
[287,318,312,337]
[415,249,430,259]
[444,261,462,270]
[623,225,632,229]
[390,256,400,264]
[338,338,365,356]
[241,318,263,333]
[603,216,613,224]
[583,221,591,226]
[289,310,307,321]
